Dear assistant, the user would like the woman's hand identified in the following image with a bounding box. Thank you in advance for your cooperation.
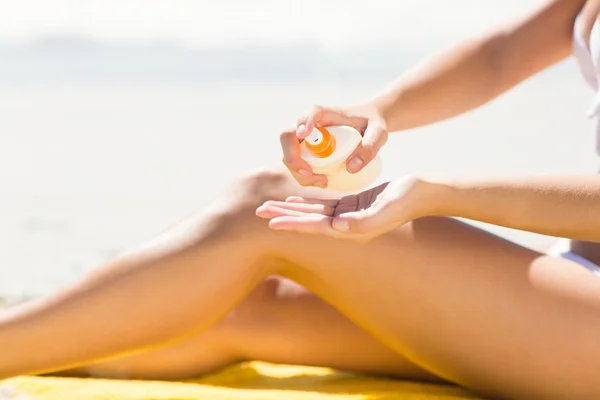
[280,104,388,188]
[256,176,434,242]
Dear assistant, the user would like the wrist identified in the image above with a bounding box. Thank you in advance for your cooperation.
[366,93,403,133]
[413,176,460,218]
[349,101,385,121]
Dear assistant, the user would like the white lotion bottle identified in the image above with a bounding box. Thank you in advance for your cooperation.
[300,126,382,193]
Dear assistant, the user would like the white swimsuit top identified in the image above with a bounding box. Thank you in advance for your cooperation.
[573,13,600,154]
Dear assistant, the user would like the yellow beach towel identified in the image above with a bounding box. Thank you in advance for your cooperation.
[0,362,482,400]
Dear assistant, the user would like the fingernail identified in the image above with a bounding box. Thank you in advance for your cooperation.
[296,124,306,136]
[298,169,311,176]
[347,157,364,173]
[316,181,327,189]
[332,218,350,231]
[255,205,267,214]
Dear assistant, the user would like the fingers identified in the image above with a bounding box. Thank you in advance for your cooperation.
[280,129,327,188]
[329,208,385,234]
[267,214,339,236]
[296,106,354,140]
[283,104,387,186]
[285,196,339,207]
[260,199,400,243]
[345,119,388,174]
[266,211,385,242]
[256,200,335,219]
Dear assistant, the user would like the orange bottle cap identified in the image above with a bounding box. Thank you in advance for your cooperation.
[304,127,336,158]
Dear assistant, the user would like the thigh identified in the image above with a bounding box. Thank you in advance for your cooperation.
[228,276,442,381]
[266,216,600,399]
[60,277,440,382]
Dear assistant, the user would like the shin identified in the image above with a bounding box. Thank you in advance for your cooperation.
[0,168,305,379]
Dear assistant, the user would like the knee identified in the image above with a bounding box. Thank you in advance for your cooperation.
[226,167,326,210]
[234,167,296,205]
[194,168,297,243]
[183,167,327,259]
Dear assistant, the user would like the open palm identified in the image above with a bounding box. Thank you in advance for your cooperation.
[256,176,425,242]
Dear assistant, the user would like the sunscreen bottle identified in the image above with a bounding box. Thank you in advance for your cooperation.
[300,125,381,192]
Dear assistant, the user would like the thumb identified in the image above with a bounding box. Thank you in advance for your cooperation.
[346,119,388,174]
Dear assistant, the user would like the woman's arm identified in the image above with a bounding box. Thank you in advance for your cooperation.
[429,175,600,242]
[282,0,588,187]
[258,176,600,242]
[370,0,586,133]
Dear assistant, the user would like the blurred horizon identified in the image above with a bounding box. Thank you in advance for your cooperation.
[1,1,537,48]
[0,0,556,84]
[0,32,433,84]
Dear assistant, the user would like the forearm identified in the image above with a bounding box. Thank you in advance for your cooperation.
[368,0,582,133]
[370,35,506,133]
[427,175,600,242]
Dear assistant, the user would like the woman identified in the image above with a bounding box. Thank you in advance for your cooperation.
[1,0,599,398]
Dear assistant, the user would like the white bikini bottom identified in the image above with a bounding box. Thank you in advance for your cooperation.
[547,239,600,277]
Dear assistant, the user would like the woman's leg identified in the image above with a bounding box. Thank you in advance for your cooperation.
[263,218,600,399]
[0,169,433,381]
[0,170,297,378]
[2,169,600,398]
[63,277,437,382]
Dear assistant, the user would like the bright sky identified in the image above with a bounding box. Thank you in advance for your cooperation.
[0,0,542,49]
